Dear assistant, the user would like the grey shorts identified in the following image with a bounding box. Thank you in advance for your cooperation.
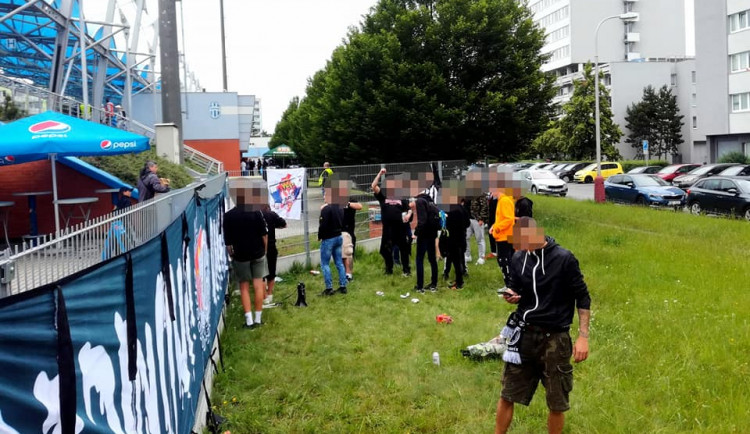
[232,256,268,282]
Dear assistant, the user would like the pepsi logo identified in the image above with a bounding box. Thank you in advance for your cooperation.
[100,140,112,149]
[5,156,15,163]
[28,121,71,134]
[100,140,137,150]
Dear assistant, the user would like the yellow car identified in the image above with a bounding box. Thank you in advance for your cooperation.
[573,162,623,183]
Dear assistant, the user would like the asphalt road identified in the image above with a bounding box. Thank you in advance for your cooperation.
[564,182,594,201]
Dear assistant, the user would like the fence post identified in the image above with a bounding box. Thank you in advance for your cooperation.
[437,160,443,182]
[303,170,311,268]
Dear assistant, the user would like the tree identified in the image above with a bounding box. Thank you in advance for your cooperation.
[625,85,683,160]
[271,0,555,165]
[0,95,26,122]
[530,125,566,160]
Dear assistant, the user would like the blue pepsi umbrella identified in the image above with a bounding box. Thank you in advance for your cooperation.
[0,111,150,233]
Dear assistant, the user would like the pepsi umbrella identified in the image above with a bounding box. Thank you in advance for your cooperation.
[0,111,150,233]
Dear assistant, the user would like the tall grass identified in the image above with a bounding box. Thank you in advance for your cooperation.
[212,196,750,433]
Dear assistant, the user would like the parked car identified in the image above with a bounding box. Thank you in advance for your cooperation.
[549,163,569,173]
[718,164,750,177]
[517,169,568,196]
[509,162,533,171]
[627,166,662,174]
[527,162,556,171]
[656,163,702,182]
[686,176,750,220]
[605,174,686,208]
[555,162,589,182]
[574,162,623,183]
[672,163,738,189]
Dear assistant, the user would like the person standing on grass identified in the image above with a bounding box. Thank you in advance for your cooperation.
[261,203,287,308]
[318,178,348,296]
[490,183,518,290]
[342,193,363,281]
[495,217,591,434]
[486,190,498,259]
[223,183,269,329]
[465,171,489,266]
[414,187,440,293]
[372,169,412,276]
[442,183,470,290]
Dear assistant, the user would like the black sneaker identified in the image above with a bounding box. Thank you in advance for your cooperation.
[320,288,335,296]
[337,286,348,294]
[250,322,263,330]
[384,270,393,275]
[414,286,425,294]
[427,284,438,293]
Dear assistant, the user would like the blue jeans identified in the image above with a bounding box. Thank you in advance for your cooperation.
[320,235,347,289]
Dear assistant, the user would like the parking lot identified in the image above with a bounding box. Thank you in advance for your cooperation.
[563,182,594,201]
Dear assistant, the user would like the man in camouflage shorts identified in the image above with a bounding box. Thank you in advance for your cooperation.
[496,217,591,434]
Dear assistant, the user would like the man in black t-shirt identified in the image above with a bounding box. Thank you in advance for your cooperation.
[318,179,348,296]
[371,168,412,276]
[224,181,269,329]
[261,204,286,307]
[342,197,362,281]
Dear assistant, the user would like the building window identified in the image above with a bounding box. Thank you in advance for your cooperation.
[730,51,750,73]
[691,71,696,84]
[729,10,750,33]
[547,45,570,62]
[731,92,750,112]
[670,73,677,86]
[547,25,570,43]
[529,0,565,15]
[691,93,697,106]
[538,6,569,28]
[624,2,634,12]
[692,116,697,129]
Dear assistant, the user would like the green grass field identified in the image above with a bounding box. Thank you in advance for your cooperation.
[211,196,750,433]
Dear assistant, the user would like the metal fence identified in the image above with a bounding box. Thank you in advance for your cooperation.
[227,160,467,262]
[0,174,227,297]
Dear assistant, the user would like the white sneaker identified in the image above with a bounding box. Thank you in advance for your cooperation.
[465,256,472,263]
[476,258,485,265]
[263,302,279,308]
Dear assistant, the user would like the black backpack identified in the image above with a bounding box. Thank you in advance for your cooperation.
[426,200,441,233]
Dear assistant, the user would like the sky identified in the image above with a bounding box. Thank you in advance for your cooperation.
[179,0,379,134]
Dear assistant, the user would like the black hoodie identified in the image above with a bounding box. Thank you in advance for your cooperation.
[507,236,591,331]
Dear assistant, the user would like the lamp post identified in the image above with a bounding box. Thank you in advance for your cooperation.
[594,12,639,203]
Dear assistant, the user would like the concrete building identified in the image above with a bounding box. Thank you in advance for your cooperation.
[528,0,696,160]
[131,92,262,171]
[693,0,750,162]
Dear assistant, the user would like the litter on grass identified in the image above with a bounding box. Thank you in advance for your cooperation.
[411,298,420,304]
[400,292,410,298]
[436,313,453,324]
[376,291,385,296]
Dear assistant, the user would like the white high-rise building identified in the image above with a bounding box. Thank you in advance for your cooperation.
[528,0,696,160]
[693,0,750,163]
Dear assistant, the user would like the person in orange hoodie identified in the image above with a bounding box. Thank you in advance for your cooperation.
[490,183,520,289]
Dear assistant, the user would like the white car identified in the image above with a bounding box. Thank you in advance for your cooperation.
[517,169,568,197]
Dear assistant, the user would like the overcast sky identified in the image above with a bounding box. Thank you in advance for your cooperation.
[179,0,378,134]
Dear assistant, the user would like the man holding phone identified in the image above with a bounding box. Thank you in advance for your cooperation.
[495,217,591,434]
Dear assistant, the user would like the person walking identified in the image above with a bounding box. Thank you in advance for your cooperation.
[136,161,170,202]
[261,204,287,308]
[318,182,348,296]
[371,169,412,276]
[495,217,591,434]
[223,188,269,329]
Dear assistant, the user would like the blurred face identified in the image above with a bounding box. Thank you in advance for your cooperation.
[438,180,463,210]
[511,222,546,252]
[231,178,267,211]
[122,190,132,197]
[326,179,350,205]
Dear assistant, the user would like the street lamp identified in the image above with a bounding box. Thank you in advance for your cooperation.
[594,11,639,203]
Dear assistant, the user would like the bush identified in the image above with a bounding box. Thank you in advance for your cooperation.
[718,151,750,164]
[620,159,669,173]
[83,149,194,189]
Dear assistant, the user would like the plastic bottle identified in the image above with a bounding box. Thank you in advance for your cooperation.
[432,351,440,366]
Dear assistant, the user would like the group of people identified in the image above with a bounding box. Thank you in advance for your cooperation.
[240,157,270,177]
[222,163,593,433]
[223,179,288,329]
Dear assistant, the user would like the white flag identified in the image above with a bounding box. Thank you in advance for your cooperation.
[267,168,305,220]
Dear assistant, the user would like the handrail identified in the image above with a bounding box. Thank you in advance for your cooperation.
[0,174,227,297]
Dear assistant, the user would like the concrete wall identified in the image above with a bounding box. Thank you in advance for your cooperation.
[674,59,700,162]
[184,139,241,172]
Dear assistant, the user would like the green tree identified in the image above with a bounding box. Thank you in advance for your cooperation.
[625,85,683,160]
[0,95,26,121]
[558,63,621,160]
[272,0,555,165]
[530,125,566,160]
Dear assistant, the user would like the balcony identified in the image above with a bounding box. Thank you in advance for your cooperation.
[625,32,640,42]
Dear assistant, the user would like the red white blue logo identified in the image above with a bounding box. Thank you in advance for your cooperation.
[100,140,112,150]
[28,121,71,134]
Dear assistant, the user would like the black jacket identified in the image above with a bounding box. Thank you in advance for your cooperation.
[318,203,344,240]
[508,236,591,331]
[137,172,170,202]
[414,193,435,238]
[446,204,470,242]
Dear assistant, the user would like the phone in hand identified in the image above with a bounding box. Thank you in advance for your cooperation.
[498,288,514,297]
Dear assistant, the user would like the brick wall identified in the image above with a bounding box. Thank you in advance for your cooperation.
[184,139,240,172]
[0,160,129,239]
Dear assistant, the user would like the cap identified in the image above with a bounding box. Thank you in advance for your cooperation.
[119,186,134,193]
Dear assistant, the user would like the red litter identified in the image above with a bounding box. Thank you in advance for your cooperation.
[436,313,453,324]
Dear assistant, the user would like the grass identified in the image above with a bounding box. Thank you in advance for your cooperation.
[211,195,750,433]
